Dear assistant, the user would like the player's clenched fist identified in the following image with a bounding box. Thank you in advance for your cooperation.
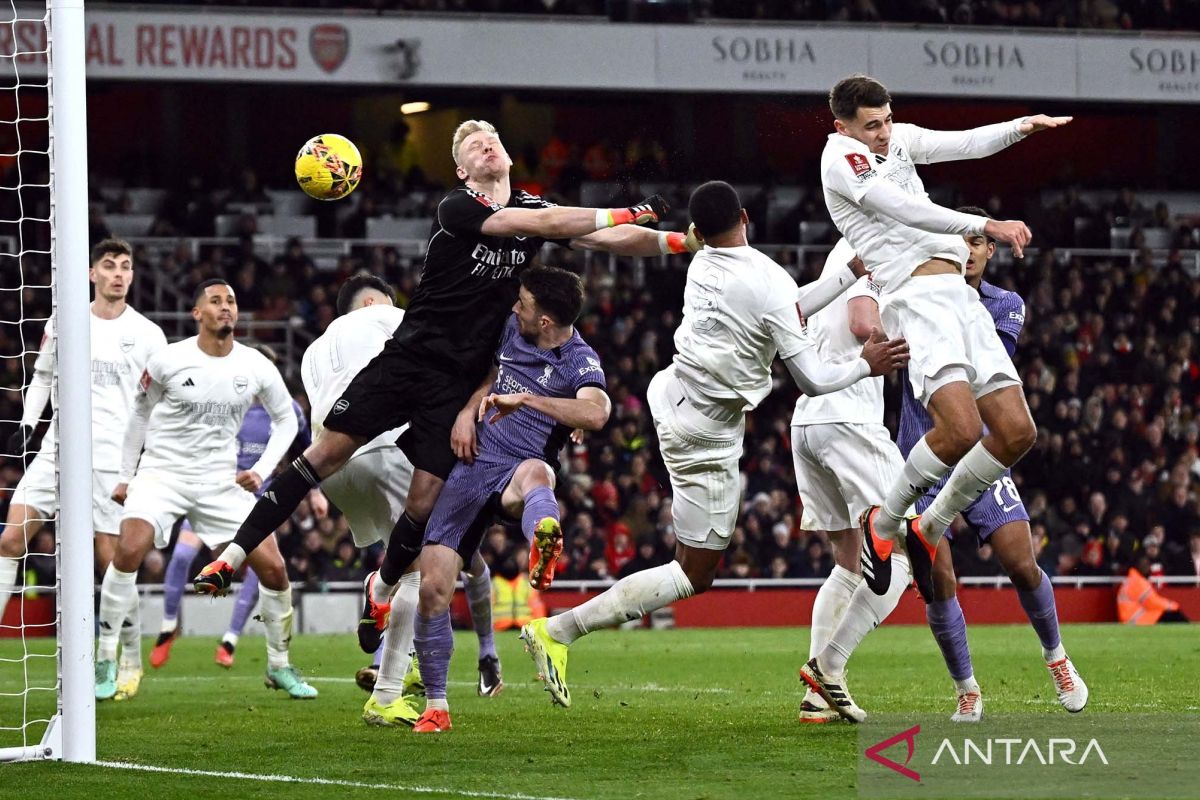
[451,407,480,464]
[235,470,263,493]
[111,482,128,506]
[605,194,670,227]
[860,328,909,376]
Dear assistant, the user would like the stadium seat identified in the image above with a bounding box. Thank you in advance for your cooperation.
[257,216,316,239]
[366,217,432,242]
[106,213,155,237]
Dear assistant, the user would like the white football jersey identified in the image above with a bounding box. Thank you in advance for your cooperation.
[302,303,407,452]
[129,338,296,482]
[24,307,167,472]
[672,244,812,411]
[792,239,884,427]
[822,122,1014,293]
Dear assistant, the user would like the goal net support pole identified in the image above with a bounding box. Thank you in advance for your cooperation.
[50,0,93,764]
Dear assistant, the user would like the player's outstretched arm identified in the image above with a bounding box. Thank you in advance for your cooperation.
[479,386,611,432]
[479,194,669,239]
[907,116,1070,164]
[571,222,702,258]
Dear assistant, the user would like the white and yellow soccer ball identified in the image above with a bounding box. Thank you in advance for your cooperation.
[294,133,362,201]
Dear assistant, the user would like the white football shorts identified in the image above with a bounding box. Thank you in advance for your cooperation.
[121,470,256,550]
[791,422,903,531]
[881,273,1020,406]
[319,444,414,547]
[11,450,123,535]
[647,367,745,551]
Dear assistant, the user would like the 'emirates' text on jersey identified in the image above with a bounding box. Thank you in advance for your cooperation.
[134,338,295,481]
[26,307,166,472]
[672,244,811,410]
[391,187,564,382]
[897,280,1026,454]
[481,315,605,468]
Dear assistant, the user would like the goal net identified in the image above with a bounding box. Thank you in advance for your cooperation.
[0,0,93,764]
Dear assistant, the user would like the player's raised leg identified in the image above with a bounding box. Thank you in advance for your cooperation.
[914,385,1036,577]
[194,434,361,594]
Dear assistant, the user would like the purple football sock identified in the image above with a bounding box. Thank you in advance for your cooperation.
[162,539,200,623]
[463,564,497,660]
[414,611,454,701]
[926,596,974,681]
[521,485,559,543]
[1017,568,1061,651]
[227,568,261,637]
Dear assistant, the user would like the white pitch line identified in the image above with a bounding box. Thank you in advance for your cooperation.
[64,674,731,694]
[97,760,585,800]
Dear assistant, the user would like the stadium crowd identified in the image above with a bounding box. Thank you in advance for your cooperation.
[3,167,1200,588]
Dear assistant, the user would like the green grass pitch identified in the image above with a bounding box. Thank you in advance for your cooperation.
[1,623,1196,799]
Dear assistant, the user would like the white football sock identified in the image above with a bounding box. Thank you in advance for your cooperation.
[809,565,860,659]
[220,543,247,572]
[818,552,911,675]
[97,564,138,663]
[119,599,143,670]
[372,571,420,705]
[955,675,980,694]
[0,556,19,624]
[222,632,240,648]
[257,584,294,670]
[546,561,694,645]
[425,698,449,712]
[879,437,950,537]
[1043,643,1067,663]
[159,615,177,634]
[371,569,396,605]
[919,443,1006,547]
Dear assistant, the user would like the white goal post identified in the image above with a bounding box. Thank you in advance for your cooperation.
[0,0,92,764]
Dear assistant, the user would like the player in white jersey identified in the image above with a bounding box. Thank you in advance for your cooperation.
[791,239,914,723]
[0,239,166,699]
[819,74,1070,605]
[93,279,317,702]
[520,182,910,709]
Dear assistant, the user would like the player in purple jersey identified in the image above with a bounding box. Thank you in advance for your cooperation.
[897,207,1087,721]
[402,267,610,734]
[153,347,327,670]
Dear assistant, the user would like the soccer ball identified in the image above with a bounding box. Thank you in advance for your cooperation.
[294,133,362,201]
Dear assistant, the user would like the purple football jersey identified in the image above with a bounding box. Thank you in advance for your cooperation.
[479,315,606,466]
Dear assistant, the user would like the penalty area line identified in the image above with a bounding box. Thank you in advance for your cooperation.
[95,760,586,800]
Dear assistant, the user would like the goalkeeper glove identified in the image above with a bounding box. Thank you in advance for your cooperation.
[658,224,703,255]
[598,194,670,228]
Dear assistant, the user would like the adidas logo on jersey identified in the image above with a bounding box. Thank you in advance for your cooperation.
[182,378,195,387]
